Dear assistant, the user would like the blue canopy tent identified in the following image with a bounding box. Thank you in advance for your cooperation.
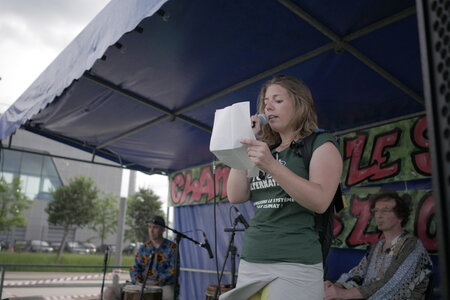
[0,0,448,299]
[0,0,427,173]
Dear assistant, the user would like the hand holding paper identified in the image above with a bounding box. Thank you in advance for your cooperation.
[209,101,260,177]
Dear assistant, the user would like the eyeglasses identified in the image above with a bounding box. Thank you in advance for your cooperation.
[371,208,394,215]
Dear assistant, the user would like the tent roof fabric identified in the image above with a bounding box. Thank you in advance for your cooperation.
[0,0,424,174]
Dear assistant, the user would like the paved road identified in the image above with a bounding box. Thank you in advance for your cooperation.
[1,271,130,300]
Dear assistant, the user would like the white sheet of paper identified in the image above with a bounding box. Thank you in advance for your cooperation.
[209,101,260,177]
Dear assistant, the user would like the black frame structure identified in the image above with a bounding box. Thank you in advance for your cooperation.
[416,0,450,299]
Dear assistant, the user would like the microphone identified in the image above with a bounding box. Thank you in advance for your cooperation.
[252,114,268,128]
[201,232,214,259]
[233,206,250,229]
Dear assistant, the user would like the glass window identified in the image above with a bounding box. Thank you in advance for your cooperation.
[1,150,22,173]
[22,175,40,199]
[20,153,43,176]
[1,149,62,201]
[1,172,14,183]
[42,157,59,178]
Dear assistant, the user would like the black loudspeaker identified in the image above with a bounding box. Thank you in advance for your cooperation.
[416,1,450,299]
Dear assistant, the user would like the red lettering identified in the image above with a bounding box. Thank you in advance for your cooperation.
[171,173,185,205]
[197,167,214,203]
[416,192,437,252]
[345,130,401,186]
[346,195,380,247]
[181,172,199,203]
[170,165,231,206]
[411,117,432,176]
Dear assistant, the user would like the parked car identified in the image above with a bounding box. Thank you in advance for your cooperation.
[97,244,116,254]
[81,242,97,253]
[13,240,28,252]
[65,241,90,254]
[29,240,54,252]
[123,242,142,255]
[0,240,9,251]
[49,241,62,251]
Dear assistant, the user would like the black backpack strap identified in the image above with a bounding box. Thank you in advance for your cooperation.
[292,130,344,271]
[295,132,320,171]
[269,142,280,154]
[295,131,344,212]
[293,129,331,168]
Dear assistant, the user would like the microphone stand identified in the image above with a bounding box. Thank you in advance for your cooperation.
[140,250,155,300]
[100,246,109,300]
[228,234,238,288]
[214,218,245,299]
[174,234,181,300]
[158,223,207,300]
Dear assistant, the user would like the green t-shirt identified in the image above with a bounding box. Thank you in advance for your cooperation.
[241,132,339,265]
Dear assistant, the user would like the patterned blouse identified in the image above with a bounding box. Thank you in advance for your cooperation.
[336,233,432,299]
[129,238,177,286]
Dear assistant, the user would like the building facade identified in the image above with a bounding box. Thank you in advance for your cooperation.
[0,129,124,247]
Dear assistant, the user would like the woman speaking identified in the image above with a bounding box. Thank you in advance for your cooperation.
[220,74,343,300]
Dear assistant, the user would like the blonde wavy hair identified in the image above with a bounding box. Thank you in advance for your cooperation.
[257,74,318,146]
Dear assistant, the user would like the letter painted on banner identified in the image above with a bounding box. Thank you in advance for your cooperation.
[170,164,230,206]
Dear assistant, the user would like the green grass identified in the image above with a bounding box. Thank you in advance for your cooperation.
[0,252,135,272]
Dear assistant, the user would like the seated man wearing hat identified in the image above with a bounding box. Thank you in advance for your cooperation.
[105,216,177,300]
[129,216,178,300]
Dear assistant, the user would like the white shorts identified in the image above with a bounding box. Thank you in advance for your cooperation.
[219,259,323,300]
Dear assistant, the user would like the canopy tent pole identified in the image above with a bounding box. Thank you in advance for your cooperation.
[345,7,416,40]
[83,73,212,149]
[278,0,423,104]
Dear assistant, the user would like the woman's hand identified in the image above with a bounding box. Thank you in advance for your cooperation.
[240,138,275,172]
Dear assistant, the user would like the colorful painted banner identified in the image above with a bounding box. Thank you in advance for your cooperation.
[341,115,431,186]
[334,189,435,252]
[169,115,436,251]
[170,163,229,206]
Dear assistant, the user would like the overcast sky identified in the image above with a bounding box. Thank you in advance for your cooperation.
[0,0,110,113]
[0,0,170,208]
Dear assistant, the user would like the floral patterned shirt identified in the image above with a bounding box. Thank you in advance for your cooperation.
[337,233,432,299]
[129,238,177,286]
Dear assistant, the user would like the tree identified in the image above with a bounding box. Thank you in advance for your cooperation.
[0,176,32,233]
[46,175,99,261]
[126,187,164,242]
[89,194,119,247]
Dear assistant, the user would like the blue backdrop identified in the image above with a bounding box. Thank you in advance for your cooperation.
[174,201,255,300]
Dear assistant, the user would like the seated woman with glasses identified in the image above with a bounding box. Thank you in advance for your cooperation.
[324,191,433,300]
